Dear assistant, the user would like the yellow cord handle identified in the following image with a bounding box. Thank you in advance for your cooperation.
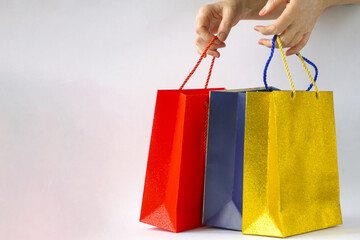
[297,53,320,95]
[276,36,320,98]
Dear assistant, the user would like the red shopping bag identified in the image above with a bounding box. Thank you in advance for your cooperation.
[140,37,224,232]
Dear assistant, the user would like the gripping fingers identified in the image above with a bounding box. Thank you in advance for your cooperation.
[207,49,220,58]
[195,35,225,56]
[196,26,216,45]
[258,25,301,49]
[258,35,300,49]
[196,45,220,58]
[196,36,225,49]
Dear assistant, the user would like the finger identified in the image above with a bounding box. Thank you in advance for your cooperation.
[259,32,301,49]
[258,38,276,48]
[258,29,303,49]
[211,42,226,50]
[217,6,235,42]
[196,26,217,44]
[195,35,226,53]
[254,7,294,35]
[286,33,310,56]
[259,0,285,16]
[197,45,220,58]
[206,49,220,58]
[196,35,226,49]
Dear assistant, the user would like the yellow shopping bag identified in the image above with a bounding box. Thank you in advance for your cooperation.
[242,35,342,237]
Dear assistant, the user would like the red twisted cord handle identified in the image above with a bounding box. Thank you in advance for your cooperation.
[179,36,218,90]
[205,56,215,89]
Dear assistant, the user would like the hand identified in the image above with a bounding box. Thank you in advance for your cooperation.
[254,0,332,55]
[195,1,243,58]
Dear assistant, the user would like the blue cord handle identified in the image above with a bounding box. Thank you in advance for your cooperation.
[263,35,318,92]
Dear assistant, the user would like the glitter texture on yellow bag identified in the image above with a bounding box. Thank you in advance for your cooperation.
[242,36,342,237]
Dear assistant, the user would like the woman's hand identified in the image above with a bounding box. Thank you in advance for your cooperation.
[254,0,333,55]
[195,1,242,58]
[196,0,359,57]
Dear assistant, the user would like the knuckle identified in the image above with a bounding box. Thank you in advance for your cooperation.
[199,5,211,15]
[196,5,210,21]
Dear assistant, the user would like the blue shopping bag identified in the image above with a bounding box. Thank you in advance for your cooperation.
[203,87,276,230]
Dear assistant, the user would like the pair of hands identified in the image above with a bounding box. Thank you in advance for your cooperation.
[195,0,333,57]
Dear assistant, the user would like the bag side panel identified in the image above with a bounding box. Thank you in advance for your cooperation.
[231,92,247,225]
[140,90,183,232]
[203,91,241,230]
[243,92,272,234]
[273,91,342,237]
[267,93,283,234]
[175,92,211,232]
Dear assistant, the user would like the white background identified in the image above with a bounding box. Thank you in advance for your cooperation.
[0,1,359,240]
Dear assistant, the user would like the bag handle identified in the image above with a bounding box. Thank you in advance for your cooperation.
[179,36,218,90]
[263,35,320,98]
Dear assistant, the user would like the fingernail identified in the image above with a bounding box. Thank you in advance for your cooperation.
[254,26,260,31]
[218,32,227,42]
[215,39,221,45]
[258,40,264,45]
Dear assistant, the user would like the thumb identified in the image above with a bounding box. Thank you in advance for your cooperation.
[259,0,284,16]
[217,7,234,42]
